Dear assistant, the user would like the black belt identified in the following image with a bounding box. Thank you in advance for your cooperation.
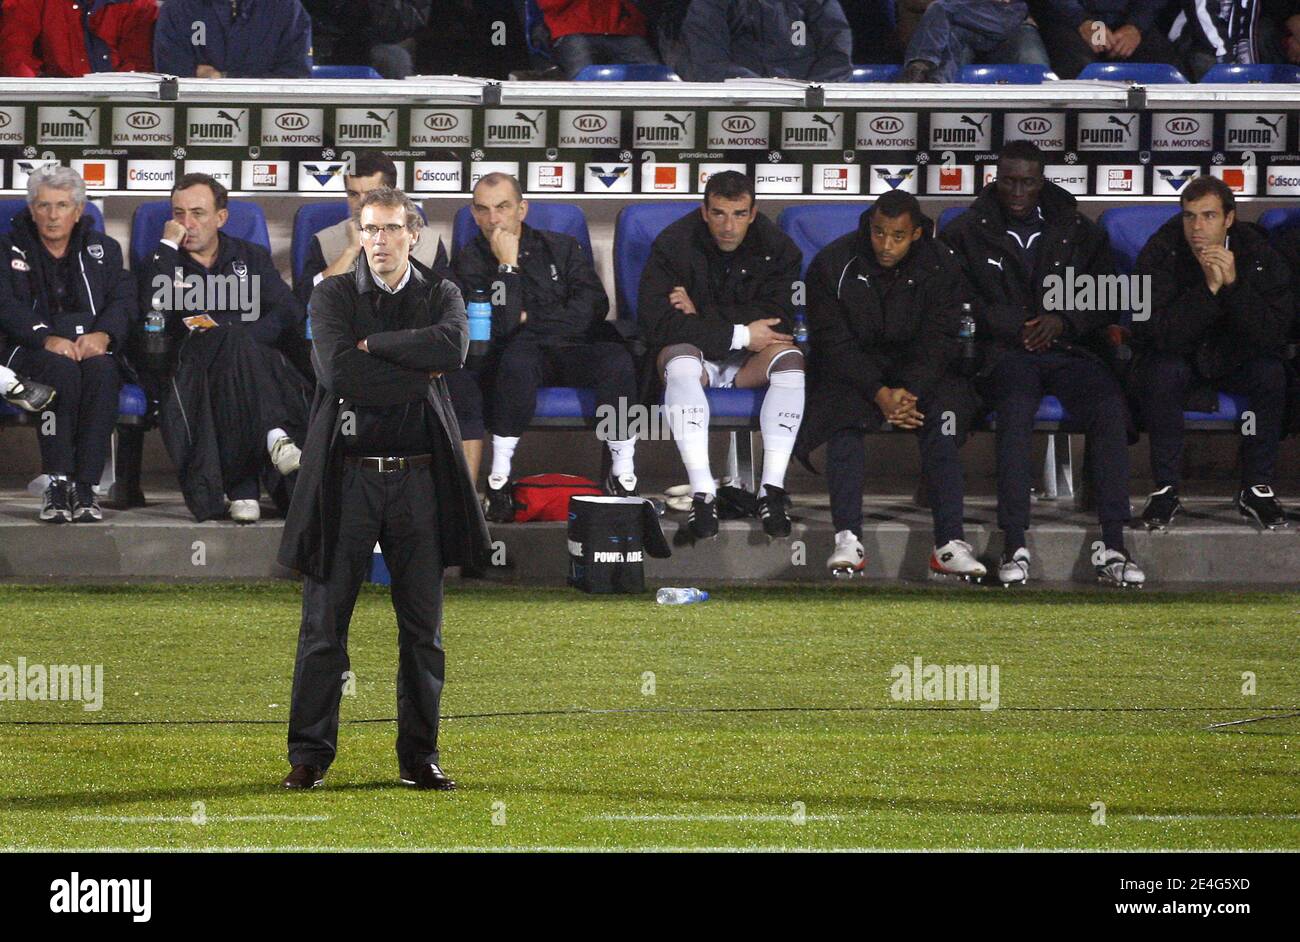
[344,454,433,472]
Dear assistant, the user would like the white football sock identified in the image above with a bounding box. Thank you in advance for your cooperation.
[0,365,16,394]
[490,435,519,484]
[266,427,289,454]
[664,356,714,496]
[760,365,804,491]
[606,438,636,477]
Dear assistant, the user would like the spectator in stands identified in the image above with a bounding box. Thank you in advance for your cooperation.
[638,0,694,75]
[153,0,312,78]
[301,0,429,79]
[1033,0,1180,78]
[638,171,804,540]
[1269,1,1300,63]
[0,0,158,77]
[901,0,1053,82]
[536,0,661,78]
[0,167,134,523]
[1132,176,1292,531]
[796,192,985,580]
[1166,0,1265,78]
[678,0,854,82]
[455,172,640,520]
[135,173,310,524]
[940,140,1145,587]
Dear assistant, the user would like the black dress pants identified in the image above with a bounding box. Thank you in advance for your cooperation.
[490,337,637,437]
[8,346,119,484]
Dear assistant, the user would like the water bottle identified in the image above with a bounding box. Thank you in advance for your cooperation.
[793,312,809,347]
[467,288,492,360]
[958,303,977,375]
[142,296,171,371]
[656,587,709,605]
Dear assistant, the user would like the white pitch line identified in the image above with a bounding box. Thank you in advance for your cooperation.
[1129,814,1300,822]
[4,847,1296,854]
[70,814,330,823]
[588,813,847,822]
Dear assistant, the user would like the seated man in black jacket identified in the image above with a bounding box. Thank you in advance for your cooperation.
[136,173,310,524]
[796,191,984,580]
[1032,0,1179,80]
[638,171,804,539]
[454,173,639,521]
[941,140,1145,587]
[0,166,134,523]
[1133,175,1293,531]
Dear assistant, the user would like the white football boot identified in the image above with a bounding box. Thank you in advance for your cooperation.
[827,530,866,578]
[997,547,1031,586]
[929,539,987,582]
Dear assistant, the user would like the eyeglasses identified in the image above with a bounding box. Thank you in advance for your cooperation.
[359,223,408,238]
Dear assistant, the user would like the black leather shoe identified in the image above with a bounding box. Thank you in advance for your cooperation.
[484,479,515,523]
[39,479,71,523]
[281,765,324,789]
[3,374,56,412]
[400,763,456,790]
[688,492,718,539]
[71,483,103,522]
[757,484,792,538]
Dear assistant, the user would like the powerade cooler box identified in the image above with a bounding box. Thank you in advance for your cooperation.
[567,496,671,594]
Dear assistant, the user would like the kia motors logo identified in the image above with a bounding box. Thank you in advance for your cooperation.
[424,112,457,131]
[572,114,607,133]
[0,113,11,129]
[870,116,903,134]
[1018,117,1050,135]
[722,115,756,134]
[127,111,160,130]
[275,112,309,131]
[1165,117,1200,136]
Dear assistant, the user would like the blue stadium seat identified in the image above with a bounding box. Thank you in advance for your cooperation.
[310,65,383,80]
[0,198,104,236]
[851,64,901,82]
[958,64,1057,84]
[1200,63,1300,83]
[1257,207,1300,237]
[1078,62,1188,83]
[613,202,697,321]
[574,64,682,81]
[129,199,271,268]
[777,204,871,277]
[451,202,594,267]
[937,206,967,234]
[533,386,599,422]
[523,0,553,67]
[1098,204,1181,275]
[291,202,349,289]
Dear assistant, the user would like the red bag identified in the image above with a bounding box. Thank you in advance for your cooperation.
[511,473,604,522]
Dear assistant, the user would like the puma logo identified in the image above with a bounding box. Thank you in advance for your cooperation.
[514,111,543,132]
[811,114,842,131]
[216,109,245,131]
[365,110,395,132]
[778,422,796,432]
[67,108,95,129]
[961,114,989,133]
[1257,115,1283,134]
[663,113,689,132]
[1108,114,1136,132]
[987,257,1003,270]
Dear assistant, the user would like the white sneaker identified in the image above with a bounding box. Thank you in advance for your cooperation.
[997,547,1030,586]
[230,499,260,524]
[930,539,986,581]
[269,436,301,475]
[827,530,866,577]
[1096,549,1145,588]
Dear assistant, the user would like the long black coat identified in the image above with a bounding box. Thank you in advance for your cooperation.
[277,257,491,580]
[795,211,980,469]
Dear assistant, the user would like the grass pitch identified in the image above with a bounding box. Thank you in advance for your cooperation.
[0,582,1297,851]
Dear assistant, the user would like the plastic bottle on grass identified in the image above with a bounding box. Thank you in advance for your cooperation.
[656,587,709,605]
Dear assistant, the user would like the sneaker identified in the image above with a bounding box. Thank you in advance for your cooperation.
[1141,485,1182,531]
[39,478,71,523]
[269,435,301,475]
[930,539,986,581]
[827,529,865,578]
[1096,548,1146,587]
[484,476,515,523]
[71,483,102,522]
[1237,484,1288,530]
[2,374,56,413]
[604,470,639,498]
[687,492,718,539]
[757,484,792,538]
[997,547,1030,586]
[230,499,260,524]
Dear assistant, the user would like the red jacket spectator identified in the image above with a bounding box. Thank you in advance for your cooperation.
[536,0,647,38]
[0,0,157,77]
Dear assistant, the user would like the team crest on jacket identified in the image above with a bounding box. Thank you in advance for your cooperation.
[87,244,104,260]
[233,260,248,279]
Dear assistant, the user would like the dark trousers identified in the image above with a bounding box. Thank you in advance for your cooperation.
[288,462,445,772]
[551,33,661,79]
[983,350,1132,536]
[491,338,637,438]
[1038,17,1181,80]
[827,387,969,544]
[906,0,1048,81]
[1137,352,1287,489]
[8,346,119,484]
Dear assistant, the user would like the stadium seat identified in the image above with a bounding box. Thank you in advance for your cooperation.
[1257,207,1300,237]
[523,0,553,67]
[613,202,697,321]
[451,202,594,267]
[291,202,350,290]
[958,64,1057,84]
[1098,204,1181,275]
[310,65,383,80]
[0,198,104,235]
[777,204,871,277]
[936,206,967,234]
[573,64,682,81]
[1078,62,1188,83]
[1200,63,1300,83]
[851,64,901,82]
[129,200,271,268]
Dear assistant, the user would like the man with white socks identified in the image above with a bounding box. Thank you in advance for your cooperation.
[638,171,805,539]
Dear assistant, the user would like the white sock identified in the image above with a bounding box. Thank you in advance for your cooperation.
[664,356,714,496]
[490,435,519,484]
[0,365,15,394]
[266,427,289,454]
[760,365,804,491]
[606,438,636,477]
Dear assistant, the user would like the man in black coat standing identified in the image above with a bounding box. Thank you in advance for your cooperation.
[796,191,984,580]
[941,140,1145,587]
[1132,175,1293,531]
[279,186,490,791]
